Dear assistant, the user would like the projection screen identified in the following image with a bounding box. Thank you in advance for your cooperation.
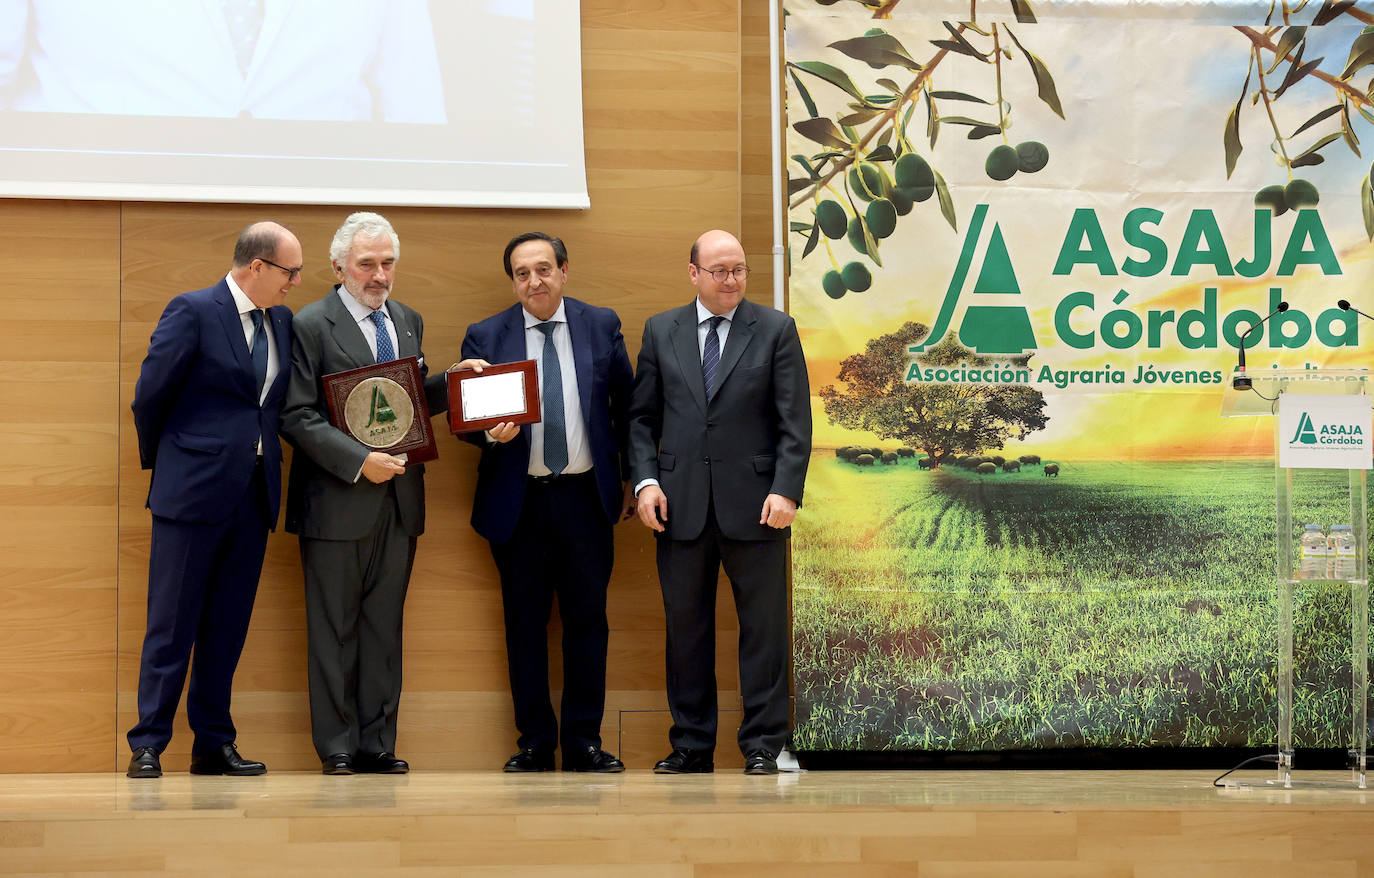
[0,0,588,208]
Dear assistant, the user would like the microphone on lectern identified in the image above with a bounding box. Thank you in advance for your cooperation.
[1232,301,1288,390]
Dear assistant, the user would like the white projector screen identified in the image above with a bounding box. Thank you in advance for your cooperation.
[0,0,588,208]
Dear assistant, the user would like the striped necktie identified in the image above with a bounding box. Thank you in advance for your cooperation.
[701,315,724,400]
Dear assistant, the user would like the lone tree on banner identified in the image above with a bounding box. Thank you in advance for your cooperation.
[819,322,1047,465]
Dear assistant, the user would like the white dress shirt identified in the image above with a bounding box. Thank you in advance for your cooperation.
[226,273,280,402]
[336,286,400,362]
[225,273,278,454]
[524,300,591,477]
[695,297,737,357]
[634,298,738,496]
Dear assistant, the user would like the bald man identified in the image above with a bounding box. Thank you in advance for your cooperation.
[628,230,812,775]
[127,221,301,778]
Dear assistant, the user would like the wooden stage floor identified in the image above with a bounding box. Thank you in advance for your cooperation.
[2,769,1373,876]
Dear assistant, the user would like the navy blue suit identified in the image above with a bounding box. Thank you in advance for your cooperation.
[461,297,632,754]
[128,279,292,756]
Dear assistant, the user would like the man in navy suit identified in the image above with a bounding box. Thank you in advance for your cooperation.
[460,232,634,772]
[127,221,300,778]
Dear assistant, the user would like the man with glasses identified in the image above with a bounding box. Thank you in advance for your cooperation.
[127,221,300,778]
[460,232,634,773]
[281,212,454,775]
[629,229,811,776]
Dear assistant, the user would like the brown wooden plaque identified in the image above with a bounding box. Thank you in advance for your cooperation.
[322,355,438,465]
[447,359,542,434]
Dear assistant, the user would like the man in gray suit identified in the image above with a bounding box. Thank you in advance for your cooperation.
[281,212,460,775]
[629,229,812,776]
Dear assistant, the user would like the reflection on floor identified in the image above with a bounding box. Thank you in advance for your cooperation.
[1,769,1372,875]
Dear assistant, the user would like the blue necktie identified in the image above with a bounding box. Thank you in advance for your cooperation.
[702,315,724,400]
[537,321,567,475]
[370,309,395,363]
[249,309,268,399]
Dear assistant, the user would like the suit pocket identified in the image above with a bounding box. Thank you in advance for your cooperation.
[752,454,775,474]
[658,452,676,471]
[170,432,225,455]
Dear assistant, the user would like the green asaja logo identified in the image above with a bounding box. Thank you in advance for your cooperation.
[913,204,1035,356]
[909,204,1357,357]
[1290,413,1318,445]
[1288,412,1364,447]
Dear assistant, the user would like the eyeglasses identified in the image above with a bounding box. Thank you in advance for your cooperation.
[695,265,749,283]
[257,257,303,282]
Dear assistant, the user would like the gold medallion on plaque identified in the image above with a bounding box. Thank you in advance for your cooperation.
[343,377,415,449]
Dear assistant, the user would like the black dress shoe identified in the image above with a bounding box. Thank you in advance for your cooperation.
[127,747,161,779]
[503,748,555,772]
[321,753,354,775]
[188,743,266,776]
[744,750,778,775]
[653,748,714,774]
[356,751,409,774]
[562,745,625,773]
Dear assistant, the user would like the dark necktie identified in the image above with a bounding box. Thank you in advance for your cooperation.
[249,309,268,399]
[702,315,725,400]
[537,321,567,475]
[370,310,395,363]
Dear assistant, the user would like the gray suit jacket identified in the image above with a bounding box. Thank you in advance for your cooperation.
[281,287,448,541]
[628,297,811,542]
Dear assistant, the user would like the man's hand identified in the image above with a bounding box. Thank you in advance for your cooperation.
[636,484,669,532]
[619,482,637,523]
[449,358,491,372]
[486,422,520,443]
[362,451,407,484]
[760,493,797,529]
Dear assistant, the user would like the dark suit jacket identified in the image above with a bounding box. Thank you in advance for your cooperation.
[131,279,293,526]
[281,287,448,542]
[460,297,633,544]
[628,297,811,542]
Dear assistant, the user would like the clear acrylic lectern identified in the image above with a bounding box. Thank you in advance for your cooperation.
[1222,367,1370,788]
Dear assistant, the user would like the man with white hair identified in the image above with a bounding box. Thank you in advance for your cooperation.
[282,212,458,775]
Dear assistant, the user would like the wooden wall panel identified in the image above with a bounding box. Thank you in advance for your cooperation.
[0,200,120,771]
[108,0,753,775]
[2,0,779,772]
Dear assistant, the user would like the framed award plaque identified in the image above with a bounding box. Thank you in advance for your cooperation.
[322,355,438,465]
[447,359,542,434]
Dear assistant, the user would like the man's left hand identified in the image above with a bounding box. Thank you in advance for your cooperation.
[760,493,797,529]
[619,482,637,522]
[449,358,492,372]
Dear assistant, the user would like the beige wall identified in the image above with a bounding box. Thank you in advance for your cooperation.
[0,0,782,772]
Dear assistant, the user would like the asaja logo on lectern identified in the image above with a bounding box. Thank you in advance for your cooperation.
[1286,410,1364,449]
[1289,413,1318,445]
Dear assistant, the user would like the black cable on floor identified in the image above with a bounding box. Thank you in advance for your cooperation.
[1212,754,1280,787]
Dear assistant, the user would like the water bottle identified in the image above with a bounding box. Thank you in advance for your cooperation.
[1329,524,1357,581]
[1299,523,1327,580]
